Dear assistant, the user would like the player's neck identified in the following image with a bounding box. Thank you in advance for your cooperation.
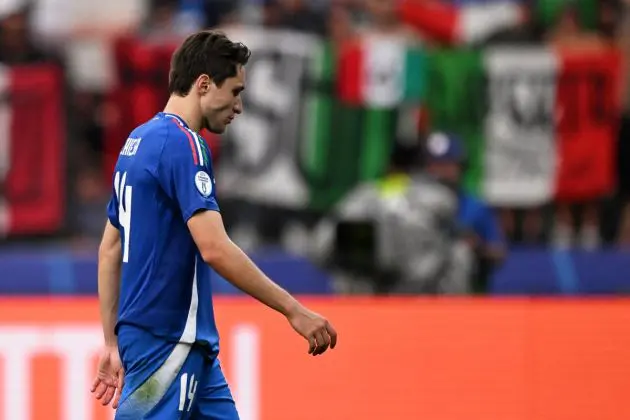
[163,95,203,132]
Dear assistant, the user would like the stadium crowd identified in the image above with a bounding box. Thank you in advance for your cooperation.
[0,0,629,294]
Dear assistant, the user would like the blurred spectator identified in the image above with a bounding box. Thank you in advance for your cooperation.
[545,2,600,47]
[0,2,48,65]
[615,0,630,246]
[204,0,238,27]
[175,0,204,32]
[265,0,328,35]
[546,3,608,249]
[328,2,354,43]
[422,132,505,292]
[139,0,187,43]
[597,0,623,41]
[72,165,108,243]
[399,0,526,45]
[138,0,238,42]
[314,132,500,295]
[363,0,407,35]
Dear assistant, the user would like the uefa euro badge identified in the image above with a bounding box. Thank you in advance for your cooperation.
[195,171,213,197]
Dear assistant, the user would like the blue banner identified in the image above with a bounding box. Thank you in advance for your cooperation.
[1,246,629,295]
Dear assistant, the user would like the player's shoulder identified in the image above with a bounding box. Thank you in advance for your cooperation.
[163,120,212,170]
[126,115,171,153]
[129,114,199,160]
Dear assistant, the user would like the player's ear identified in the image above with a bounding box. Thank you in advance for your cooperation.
[196,74,212,95]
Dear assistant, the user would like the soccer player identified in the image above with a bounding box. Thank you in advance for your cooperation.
[90,30,338,419]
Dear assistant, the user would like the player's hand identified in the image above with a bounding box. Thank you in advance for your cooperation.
[287,306,338,356]
[91,345,125,409]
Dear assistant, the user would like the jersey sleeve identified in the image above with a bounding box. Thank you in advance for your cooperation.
[476,204,504,247]
[158,126,220,222]
[106,194,120,229]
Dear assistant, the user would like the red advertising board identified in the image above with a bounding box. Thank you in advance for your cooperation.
[0,298,629,420]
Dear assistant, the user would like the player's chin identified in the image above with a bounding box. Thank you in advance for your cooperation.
[207,124,226,134]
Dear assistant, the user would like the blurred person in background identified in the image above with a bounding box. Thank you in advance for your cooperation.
[314,135,467,295]
[264,0,328,35]
[546,2,611,249]
[546,1,602,48]
[397,0,527,46]
[363,0,410,37]
[613,0,630,246]
[315,132,504,295]
[0,1,49,65]
[203,0,238,27]
[597,0,623,41]
[73,166,109,244]
[139,0,188,43]
[328,1,355,43]
[175,0,237,31]
[138,0,238,43]
[421,132,506,293]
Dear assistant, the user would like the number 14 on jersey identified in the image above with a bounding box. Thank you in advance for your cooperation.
[114,171,132,263]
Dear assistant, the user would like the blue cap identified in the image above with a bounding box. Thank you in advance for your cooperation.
[424,132,466,163]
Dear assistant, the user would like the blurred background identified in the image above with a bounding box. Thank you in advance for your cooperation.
[1,0,630,419]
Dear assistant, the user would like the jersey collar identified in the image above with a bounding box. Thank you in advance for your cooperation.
[160,112,189,129]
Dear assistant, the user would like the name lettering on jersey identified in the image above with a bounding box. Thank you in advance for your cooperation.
[121,137,142,157]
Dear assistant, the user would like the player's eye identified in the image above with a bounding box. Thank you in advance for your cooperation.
[233,87,244,97]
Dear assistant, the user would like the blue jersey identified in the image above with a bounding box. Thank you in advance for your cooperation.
[457,191,504,248]
[107,112,220,354]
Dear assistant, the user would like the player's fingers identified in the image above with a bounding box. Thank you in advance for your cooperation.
[113,388,122,410]
[90,377,101,393]
[117,370,125,392]
[313,330,330,356]
[94,382,108,400]
[102,386,116,406]
[307,335,317,354]
[326,321,338,349]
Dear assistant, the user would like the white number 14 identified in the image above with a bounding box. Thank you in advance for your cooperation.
[114,171,132,263]
[179,372,198,412]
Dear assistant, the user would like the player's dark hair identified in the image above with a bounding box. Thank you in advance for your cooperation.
[168,30,251,96]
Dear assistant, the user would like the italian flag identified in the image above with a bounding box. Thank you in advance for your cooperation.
[336,35,424,107]
[302,38,425,210]
[399,0,525,45]
[426,46,623,207]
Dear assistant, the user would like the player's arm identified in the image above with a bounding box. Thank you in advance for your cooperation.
[97,220,122,346]
[92,220,124,409]
[188,210,337,355]
[188,211,295,314]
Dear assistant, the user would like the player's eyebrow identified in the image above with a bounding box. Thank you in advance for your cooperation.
[233,85,245,93]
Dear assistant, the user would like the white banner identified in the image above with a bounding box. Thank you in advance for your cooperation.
[482,47,559,207]
[218,27,323,209]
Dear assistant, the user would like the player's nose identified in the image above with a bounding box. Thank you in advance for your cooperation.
[233,97,243,114]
